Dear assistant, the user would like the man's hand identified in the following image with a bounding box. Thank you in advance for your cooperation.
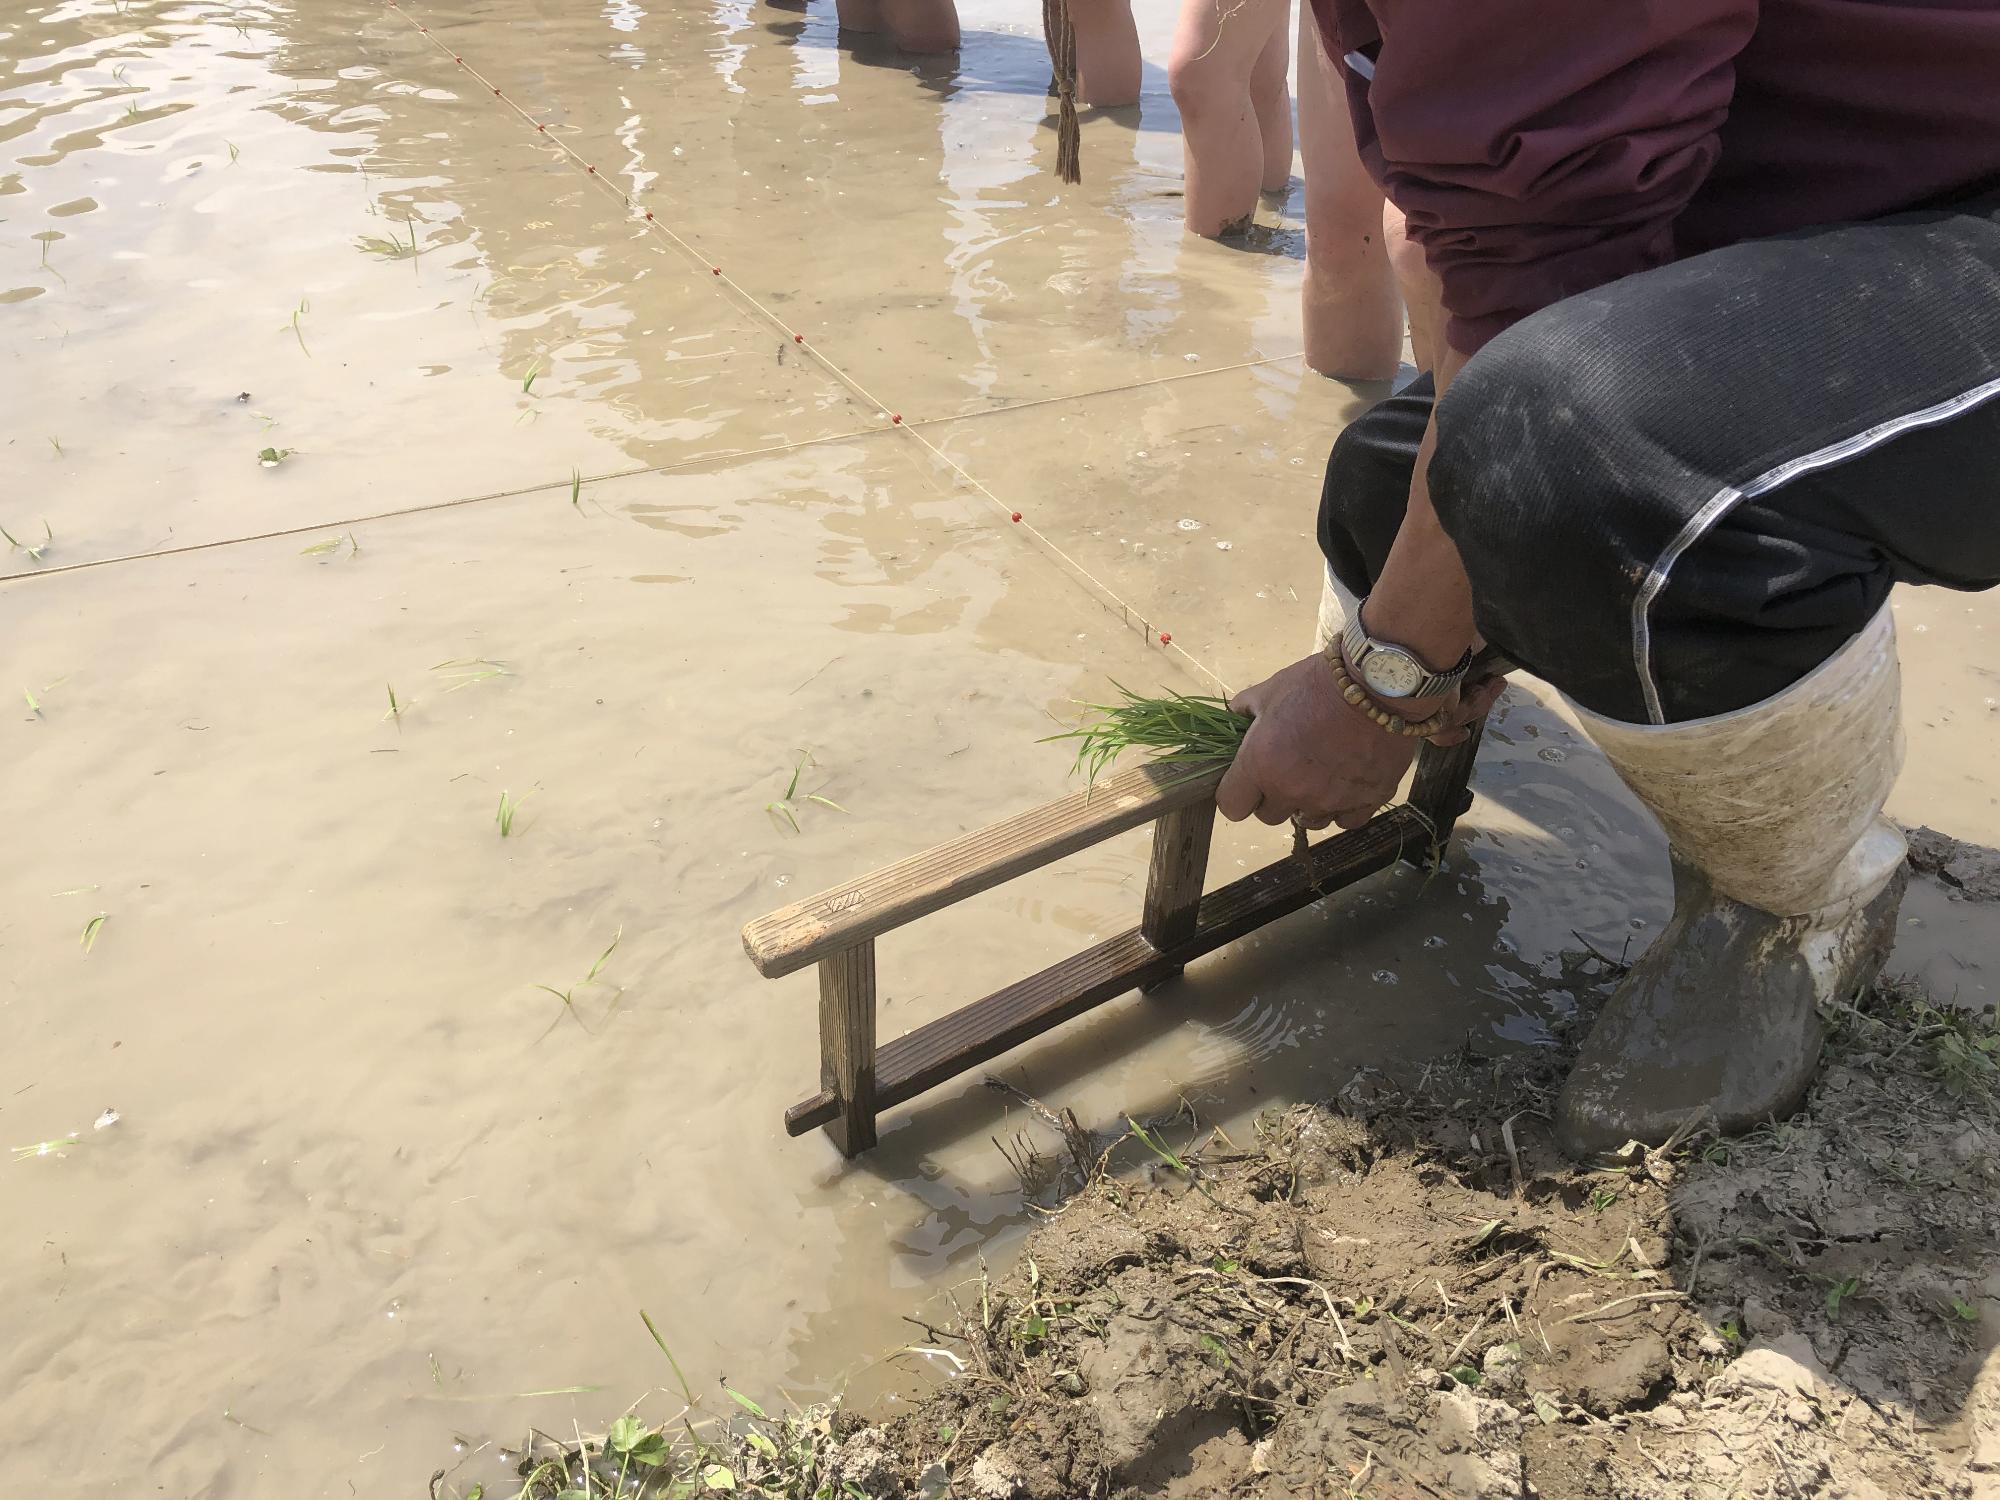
[1216,655,1504,830]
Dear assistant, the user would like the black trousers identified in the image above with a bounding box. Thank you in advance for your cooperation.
[1319,189,2000,724]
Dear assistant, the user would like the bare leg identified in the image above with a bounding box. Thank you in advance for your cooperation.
[1168,0,1289,237]
[879,0,959,53]
[834,0,882,32]
[1296,1,1401,380]
[1249,18,1292,192]
[1386,203,1444,374]
[1071,0,1141,108]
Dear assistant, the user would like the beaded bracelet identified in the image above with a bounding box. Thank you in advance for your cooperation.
[1323,647,1453,739]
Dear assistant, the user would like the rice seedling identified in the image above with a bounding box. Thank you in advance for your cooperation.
[47,436,62,457]
[383,683,408,727]
[80,914,107,953]
[531,928,622,1040]
[299,532,358,560]
[521,359,541,394]
[284,296,310,356]
[495,789,528,836]
[257,446,292,467]
[11,1134,81,1163]
[24,686,41,717]
[1,521,53,563]
[764,750,849,833]
[432,658,512,691]
[1042,683,1250,783]
[570,468,582,509]
[226,141,240,164]
[357,221,421,260]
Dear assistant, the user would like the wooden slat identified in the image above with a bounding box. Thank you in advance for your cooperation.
[1139,800,1215,990]
[783,805,1428,1136]
[743,759,1227,979]
[818,943,877,1155]
[1402,720,1486,862]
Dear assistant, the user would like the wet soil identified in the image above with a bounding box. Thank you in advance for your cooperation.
[793,959,2000,1499]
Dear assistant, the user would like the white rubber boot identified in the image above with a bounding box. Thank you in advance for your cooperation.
[1314,562,1361,654]
[1558,605,1908,1158]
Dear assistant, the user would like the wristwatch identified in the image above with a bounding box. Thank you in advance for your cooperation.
[1336,609,1473,700]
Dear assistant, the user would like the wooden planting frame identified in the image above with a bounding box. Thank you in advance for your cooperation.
[741,728,1484,1155]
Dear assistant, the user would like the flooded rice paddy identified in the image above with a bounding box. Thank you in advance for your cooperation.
[3,1,1995,1494]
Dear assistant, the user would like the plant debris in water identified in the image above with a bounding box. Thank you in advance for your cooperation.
[1042,684,1249,783]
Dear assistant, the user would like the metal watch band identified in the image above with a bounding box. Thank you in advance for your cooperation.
[1338,613,1474,700]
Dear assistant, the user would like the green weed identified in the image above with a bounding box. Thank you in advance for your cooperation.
[383,684,407,728]
[521,359,541,394]
[257,446,292,467]
[1825,1275,1861,1321]
[80,914,106,953]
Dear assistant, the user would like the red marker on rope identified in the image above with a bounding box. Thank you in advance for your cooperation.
[1159,631,1173,645]
[1010,511,1022,522]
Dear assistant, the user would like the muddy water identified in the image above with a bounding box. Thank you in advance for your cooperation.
[2,2,1994,1496]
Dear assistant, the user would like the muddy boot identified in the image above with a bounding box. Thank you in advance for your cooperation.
[1558,605,1909,1160]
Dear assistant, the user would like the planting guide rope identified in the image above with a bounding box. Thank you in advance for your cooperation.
[380,0,1243,697]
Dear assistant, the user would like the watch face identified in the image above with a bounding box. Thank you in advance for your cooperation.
[1360,647,1426,698]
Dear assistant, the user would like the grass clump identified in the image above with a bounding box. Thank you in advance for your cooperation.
[1042,683,1249,783]
[434,1400,844,1500]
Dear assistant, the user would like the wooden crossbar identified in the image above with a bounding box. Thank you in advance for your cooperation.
[744,728,1484,1155]
[742,759,1228,980]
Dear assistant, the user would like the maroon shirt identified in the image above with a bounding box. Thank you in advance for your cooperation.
[1311,0,2000,354]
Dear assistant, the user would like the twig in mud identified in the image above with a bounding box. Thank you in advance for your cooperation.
[983,1076,1096,1184]
[1445,1309,1493,1367]
[1256,1276,1356,1362]
[1653,1104,1714,1159]
[1500,1111,1527,1199]
[1560,1290,1687,1325]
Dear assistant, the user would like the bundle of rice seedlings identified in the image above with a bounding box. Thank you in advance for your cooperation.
[1043,684,1251,783]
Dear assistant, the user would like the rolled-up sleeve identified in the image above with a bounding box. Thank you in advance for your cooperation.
[1356,1,1755,353]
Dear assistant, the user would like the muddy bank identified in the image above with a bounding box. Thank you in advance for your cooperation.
[852,972,2000,1498]
[463,955,2000,1499]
